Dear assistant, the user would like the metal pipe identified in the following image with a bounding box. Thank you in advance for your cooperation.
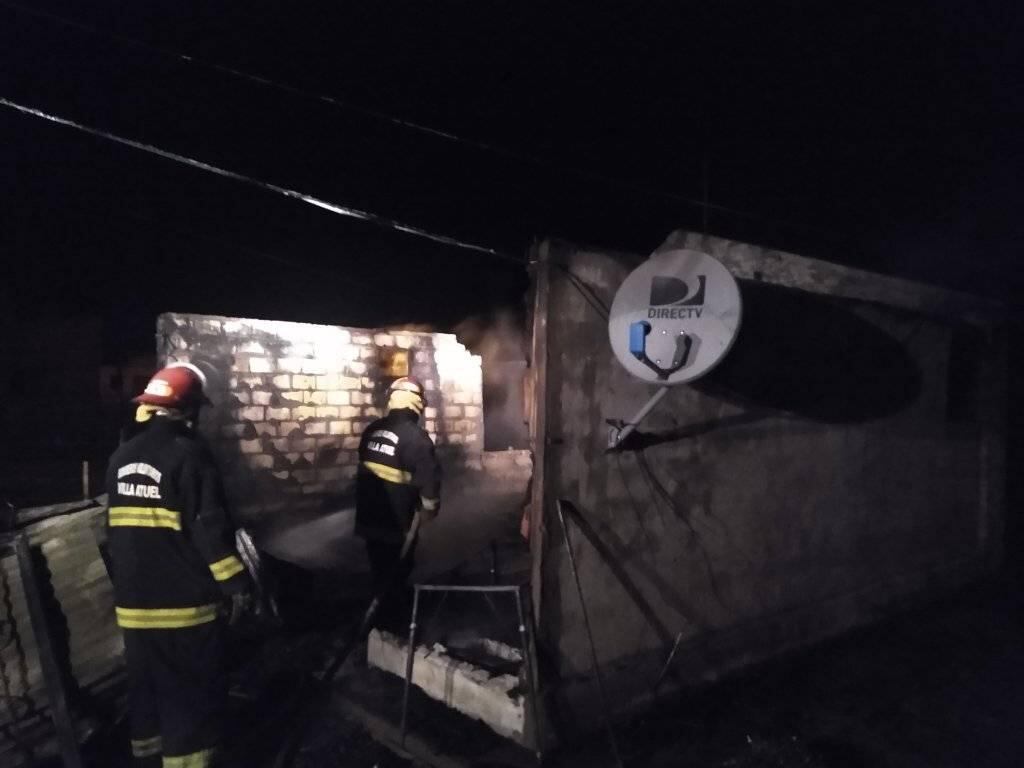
[515,587,544,763]
[556,500,624,768]
[399,585,421,747]
[608,386,670,451]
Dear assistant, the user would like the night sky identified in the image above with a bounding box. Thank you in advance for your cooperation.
[1,2,1020,360]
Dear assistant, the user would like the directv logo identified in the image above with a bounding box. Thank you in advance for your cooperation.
[648,275,706,319]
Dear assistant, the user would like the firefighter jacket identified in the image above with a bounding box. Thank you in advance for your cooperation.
[105,417,249,630]
[356,408,441,543]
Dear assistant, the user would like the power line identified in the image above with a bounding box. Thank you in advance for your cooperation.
[0,0,841,243]
[0,96,520,264]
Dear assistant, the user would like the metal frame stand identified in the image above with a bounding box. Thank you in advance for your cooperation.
[400,584,544,763]
[0,531,84,768]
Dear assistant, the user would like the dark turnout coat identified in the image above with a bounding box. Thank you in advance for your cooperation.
[355,408,441,543]
[105,417,249,628]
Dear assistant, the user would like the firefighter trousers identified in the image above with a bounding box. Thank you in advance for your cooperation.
[364,538,417,635]
[123,618,228,767]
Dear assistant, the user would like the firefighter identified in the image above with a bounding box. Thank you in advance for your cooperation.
[105,362,251,767]
[355,376,441,630]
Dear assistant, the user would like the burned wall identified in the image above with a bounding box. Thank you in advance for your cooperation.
[534,236,1006,728]
[156,313,483,525]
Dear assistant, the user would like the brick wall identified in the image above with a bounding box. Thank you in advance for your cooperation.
[156,313,482,523]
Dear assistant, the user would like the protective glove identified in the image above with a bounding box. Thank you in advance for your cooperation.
[418,498,440,524]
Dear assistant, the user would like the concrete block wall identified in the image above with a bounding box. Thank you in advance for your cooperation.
[532,236,1007,730]
[156,313,482,522]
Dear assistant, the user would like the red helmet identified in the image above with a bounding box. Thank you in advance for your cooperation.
[134,363,209,408]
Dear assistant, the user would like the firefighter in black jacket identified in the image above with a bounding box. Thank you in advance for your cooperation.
[356,377,441,629]
[106,363,250,767]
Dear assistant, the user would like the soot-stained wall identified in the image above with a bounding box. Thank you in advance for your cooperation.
[156,313,483,524]
[533,234,1006,728]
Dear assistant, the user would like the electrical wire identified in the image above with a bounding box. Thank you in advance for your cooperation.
[0,0,858,248]
[0,96,521,265]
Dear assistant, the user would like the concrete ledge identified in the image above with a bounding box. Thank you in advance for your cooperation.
[367,629,526,743]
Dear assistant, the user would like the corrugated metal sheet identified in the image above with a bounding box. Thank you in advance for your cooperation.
[0,501,123,765]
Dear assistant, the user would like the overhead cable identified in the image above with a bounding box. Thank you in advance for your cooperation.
[0,96,518,263]
[0,0,839,240]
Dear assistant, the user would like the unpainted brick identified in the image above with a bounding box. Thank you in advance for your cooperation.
[352,334,373,345]
[360,347,377,360]
[339,376,361,390]
[235,391,252,405]
[363,407,383,419]
[284,343,314,357]
[293,405,317,420]
[317,374,339,390]
[327,391,350,406]
[348,361,367,375]
[238,406,265,421]
[301,359,327,375]
[272,375,291,389]
[342,436,361,450]
[278,358,305,374]
[253,423,278,437]
[267,407,291,421]
[423,407,438,419]
[291,437,317,453]
[373,333,394,346]
[306,422,327,435]
[248,358,273,374]
[464,405,482,419]
[292,374,316,390]
[444,406,462,419]
[329,421,351,436]
[280,421,302,436]
[248,455,274,470]
[316,406,339,418]
[252,391,273,406]
[237,341,265,354]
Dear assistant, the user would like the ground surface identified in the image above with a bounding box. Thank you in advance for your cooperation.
[28,575,1024,768]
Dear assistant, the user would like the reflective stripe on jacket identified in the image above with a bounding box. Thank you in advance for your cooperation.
[356,408,441,542]
[105,417,249,626]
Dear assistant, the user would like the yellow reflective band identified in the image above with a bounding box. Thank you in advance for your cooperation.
[109,506,182,531]
[163,747,216,768]
[131,735,162,758]
[362,461,412,484]
[115,605,219,629]
[420,496,440,511]
[209,555,245,582]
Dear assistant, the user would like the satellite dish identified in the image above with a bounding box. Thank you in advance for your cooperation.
[608,249,742,385]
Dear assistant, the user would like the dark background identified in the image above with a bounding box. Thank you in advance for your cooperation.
[1,1,1020,355]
